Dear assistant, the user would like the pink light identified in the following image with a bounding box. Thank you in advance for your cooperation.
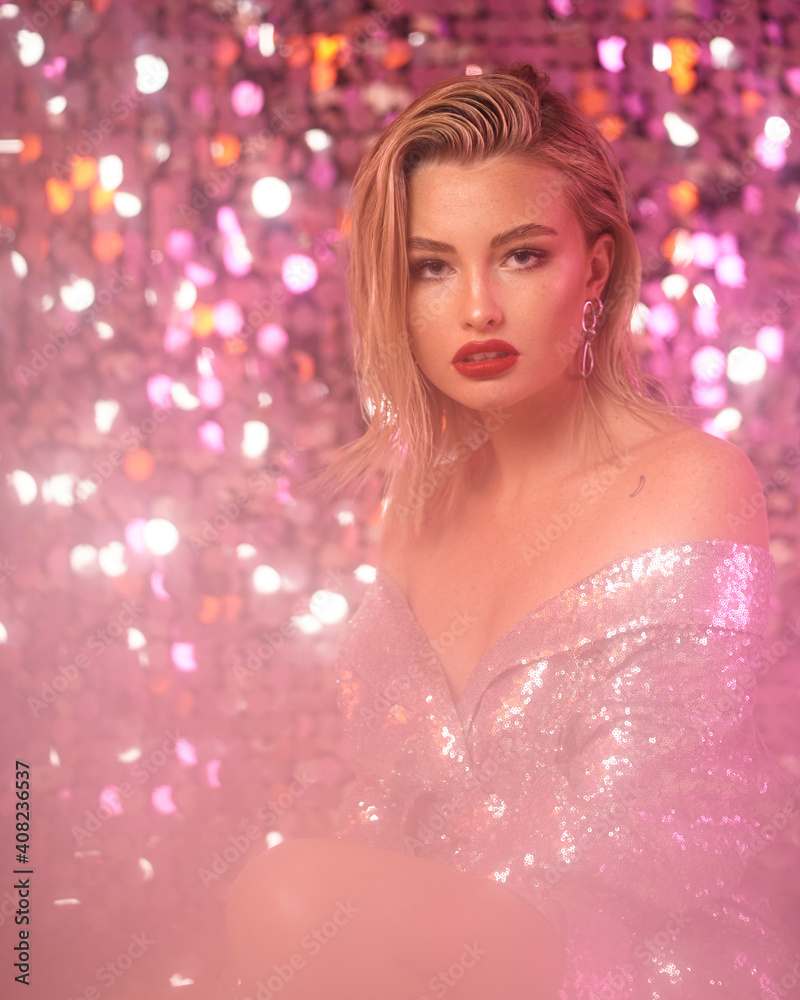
[206,760,222,788]
[199,421,225,453]
[231,80,265,117]
[176,738,197,765]
[693,304,720,338]
[645,302,678,339]
[198,376,224,408]
[690,345,726,382]
[152,785,177,815]
[124,518,148,554]
[715,254,746,288]
[166,229,195,261]
[217,206,243,237]
[223,241,252,277]
[276,476,294,504]
[99,786,124,816]
[755,133,786,170]
[171,641,198,672]
[42,56,67,79]
[282,254,318,294]
[146,373,174,409]
[213,299,244,337]
[164,325,192,353]
[690,232,718,268]
[185,261,217,287]
[785,68,800,96]
[598,36,627,73]
[257,323,289,355]
[756,326,784,361]
[150,570,170,601]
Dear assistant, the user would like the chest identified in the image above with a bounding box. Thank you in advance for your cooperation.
[399,463,653,704]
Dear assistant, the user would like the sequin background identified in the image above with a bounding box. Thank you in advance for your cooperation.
[0,1,798,998]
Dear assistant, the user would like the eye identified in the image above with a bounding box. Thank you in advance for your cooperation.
[410,259,451,280]
[507,249,546,268]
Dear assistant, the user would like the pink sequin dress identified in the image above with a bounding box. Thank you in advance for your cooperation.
[333,539,800,999]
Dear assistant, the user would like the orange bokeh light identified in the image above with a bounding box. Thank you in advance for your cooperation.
[124,448,155,481]
[668,180,699,215]
[92,230,124,262]
[46,178,74,214]
[598,115,626,142]
[71,156,98,190]
[192,303,215,337]
[20,133,42,163]
[211,133,241,167]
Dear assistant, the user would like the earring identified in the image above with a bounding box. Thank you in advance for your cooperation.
[579,298,604,379]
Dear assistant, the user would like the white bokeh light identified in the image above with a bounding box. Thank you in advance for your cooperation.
[94,400,120,434]
[16,30,44,67]
[8,470,37,505]
[309,590,349,625]
[174,279,197,310]
[135,54,169,94]
[143,519,179,555]
[99,155,123,190]
[305,129,332,152]
[663,112,699,147]
[652,42,671,71]
[60,277,95,312]
[70,544,99,575]
[253,565,281,594]
[242,421,269,458]
[252,177,291,218]
[114,192,142,217]
[98,541,127,577]
[726,347,767,385]
[11,251,27,278]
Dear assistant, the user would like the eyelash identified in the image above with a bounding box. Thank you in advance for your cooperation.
[409,249,548,281]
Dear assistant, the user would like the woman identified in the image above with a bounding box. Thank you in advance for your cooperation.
[224,67,798,999]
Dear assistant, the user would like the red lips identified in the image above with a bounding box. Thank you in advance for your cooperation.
[451,339,519,364]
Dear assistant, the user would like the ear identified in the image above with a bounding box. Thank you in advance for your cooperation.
[585,232,615,301]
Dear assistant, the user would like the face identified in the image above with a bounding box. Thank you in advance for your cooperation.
[405,156,614,416]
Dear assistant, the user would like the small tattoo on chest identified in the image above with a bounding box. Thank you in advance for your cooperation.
[629,475,645,498]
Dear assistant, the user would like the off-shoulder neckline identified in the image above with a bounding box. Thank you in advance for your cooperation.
[374,538,773,711]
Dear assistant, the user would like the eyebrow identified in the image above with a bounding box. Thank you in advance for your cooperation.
[406,223,558,254]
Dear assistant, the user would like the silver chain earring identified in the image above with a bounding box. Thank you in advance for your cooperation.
[579,298,604,379]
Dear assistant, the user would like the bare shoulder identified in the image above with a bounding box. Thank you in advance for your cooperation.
[639,425,769,550]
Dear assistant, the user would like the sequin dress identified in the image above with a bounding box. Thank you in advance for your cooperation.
[333,539,800,1000]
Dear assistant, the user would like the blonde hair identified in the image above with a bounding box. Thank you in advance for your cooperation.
[306,65,682,530]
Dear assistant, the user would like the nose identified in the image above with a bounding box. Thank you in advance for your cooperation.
[461,269,503,331]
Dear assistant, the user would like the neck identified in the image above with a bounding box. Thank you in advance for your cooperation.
[469,373,615,503]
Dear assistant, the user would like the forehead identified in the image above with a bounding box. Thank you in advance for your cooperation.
[406,155,579,233]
